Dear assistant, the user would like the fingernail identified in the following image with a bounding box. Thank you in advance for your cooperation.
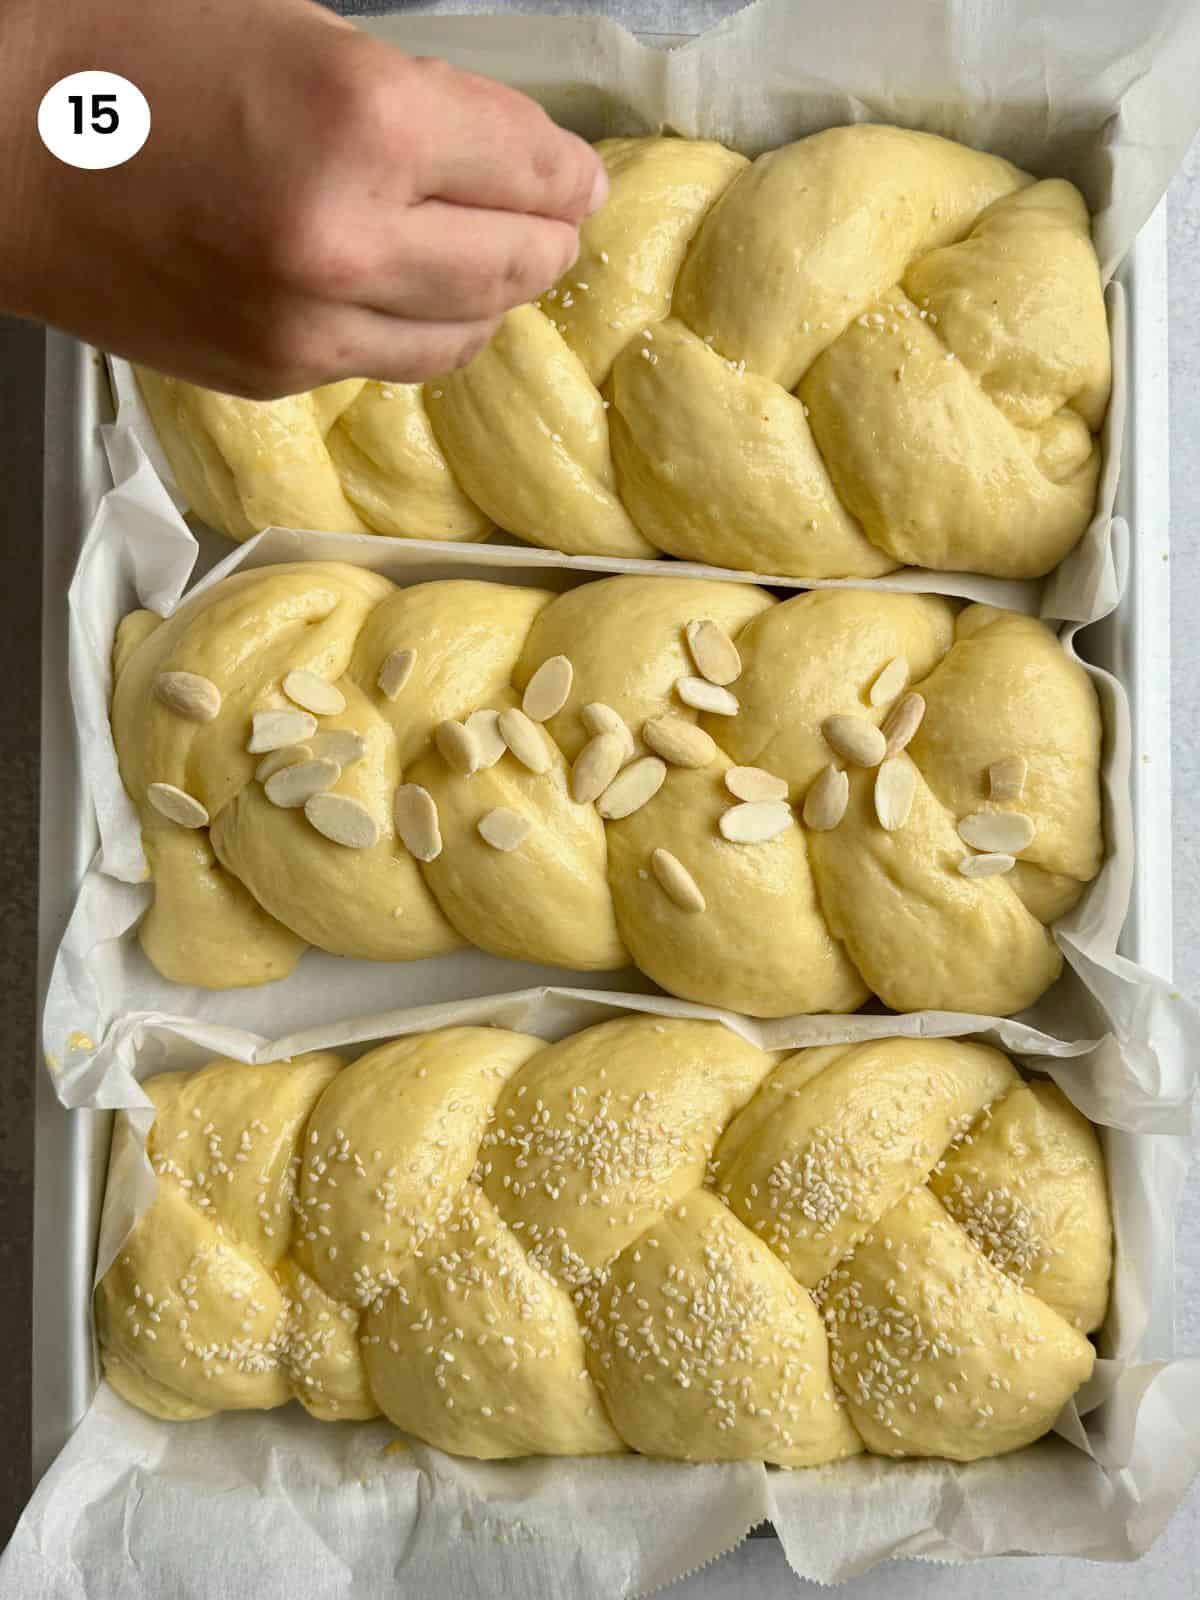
[586,165,609,216]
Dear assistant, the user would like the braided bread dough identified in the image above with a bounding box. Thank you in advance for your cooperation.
[96,1020,1112,1464]
[112,565,1102,1016]
[135,125,1110,580]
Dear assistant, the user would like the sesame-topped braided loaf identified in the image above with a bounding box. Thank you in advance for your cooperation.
[95,1020,1113,1464]
[135,125,1111,580]
[111,564,1103,1017]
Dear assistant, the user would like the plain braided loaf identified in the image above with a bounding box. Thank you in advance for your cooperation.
[136,125,1110,580]
[96,1019,1112,1464]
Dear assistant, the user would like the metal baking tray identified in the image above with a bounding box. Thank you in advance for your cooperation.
[31,192,1173,1495]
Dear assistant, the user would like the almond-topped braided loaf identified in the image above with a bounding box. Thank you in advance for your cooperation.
[112,565,1103,1016]
[96,1020,1113,1464]
[135,125,1111,580]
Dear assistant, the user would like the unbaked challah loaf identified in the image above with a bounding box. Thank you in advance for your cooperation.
[111,564,1103,1016]
[96,1020,1113,1464]
[135,125,1110,580]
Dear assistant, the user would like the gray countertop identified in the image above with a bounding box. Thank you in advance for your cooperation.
[2,0,1198,1590]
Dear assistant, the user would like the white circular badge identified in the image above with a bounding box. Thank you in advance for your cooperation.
[37,71,150,170]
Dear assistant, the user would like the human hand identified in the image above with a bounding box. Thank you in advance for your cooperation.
[1,0,607,395]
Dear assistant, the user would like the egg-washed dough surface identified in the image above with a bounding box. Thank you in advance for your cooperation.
[111,565,1103,1017]
[95,1020,1113,1465]
[135,125,1110,581]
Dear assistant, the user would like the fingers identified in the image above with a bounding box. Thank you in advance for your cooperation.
[343,309,503,386]
[213,302,503,398]
[354,199,579,322]
[399,55,608,223]
[247,39,604,323]
[96,24,614,399]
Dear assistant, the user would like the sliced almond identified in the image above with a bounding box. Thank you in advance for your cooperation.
[874,758,915,831]
[881,692,926,757]
[582,702,636,762]
[685,618,741,686]
[146,782,209,828]
[303,793,379,849]
[725,765,788,803]
[283,668,346,717]
[869,655,909,707]
[642,715,717,768]
[153,670,221,723]
[478,807,530,851]
[522,655,573,722]
[596,757,666,820]
[572,733,626,805]
[988,756,1027,803]
[822,713,886,767]
[393,784,442,861]
[498,707,553,774]
[802,765,849,831]
[677,677,738,716]
[377,647,416,701]
[264,758,340,809]
[255,743,312,784]
[959,852,1016,879]
[248,707,318,754]
[309,729,367,767]
[719,799,793,843]
[466,709,506,769]
[435,718,482,776]
[958,810,1036,854]
[651,848,706,913]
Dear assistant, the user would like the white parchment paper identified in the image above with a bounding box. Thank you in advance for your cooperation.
[42,448,1196,1130]
[8,990,1200,1595]
[23,0,1200,1590]
[45,0,1200,1103]
[110,0,1200,621]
